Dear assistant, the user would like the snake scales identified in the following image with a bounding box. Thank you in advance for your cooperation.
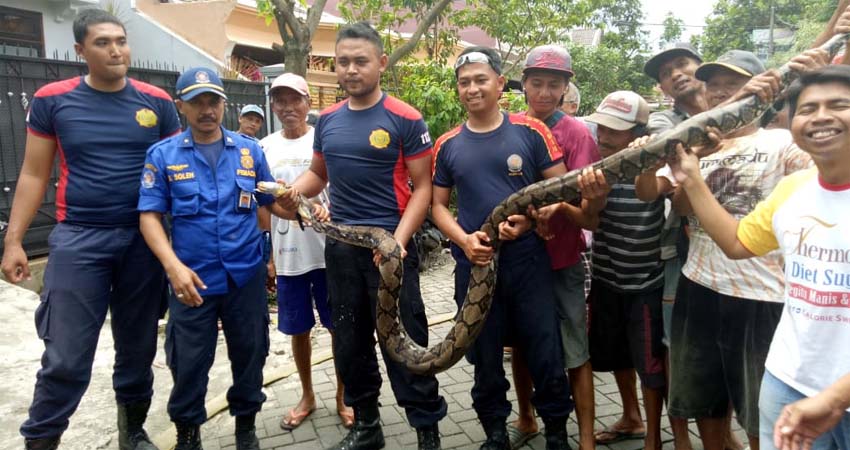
[261,34,847,376]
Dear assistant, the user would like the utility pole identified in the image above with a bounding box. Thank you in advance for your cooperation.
[768,0,775,57]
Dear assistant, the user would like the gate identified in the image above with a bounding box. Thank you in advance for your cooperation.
[0,54,268,257]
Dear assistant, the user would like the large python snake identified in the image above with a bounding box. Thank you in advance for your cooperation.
[260,34,847,376]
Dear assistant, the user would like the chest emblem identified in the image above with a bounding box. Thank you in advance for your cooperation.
[135,108,158,128]
[507,154,523,175]
[369,129,391,149]
[240,148,254,169]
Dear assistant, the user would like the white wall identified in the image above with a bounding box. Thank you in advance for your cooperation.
[2,0,221,69]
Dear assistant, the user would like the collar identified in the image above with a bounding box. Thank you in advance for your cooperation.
[177,126,239,149]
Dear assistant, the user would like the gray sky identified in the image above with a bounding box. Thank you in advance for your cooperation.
[641,0,716,48]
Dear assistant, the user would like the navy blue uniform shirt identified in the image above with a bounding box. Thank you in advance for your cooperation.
[433,112,563,264]
[27,77,181,227]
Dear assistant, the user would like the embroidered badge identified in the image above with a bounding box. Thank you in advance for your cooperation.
[142,169,155,188]
[507,154,523,175]
[135,108,158,128]
[369,129,391,149]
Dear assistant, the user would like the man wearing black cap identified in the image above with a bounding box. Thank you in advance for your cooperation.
[138,67,314,450]
[644,43,708,135]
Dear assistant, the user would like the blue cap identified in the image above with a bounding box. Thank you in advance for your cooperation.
[176,67,227,101]
[240,104,265,119]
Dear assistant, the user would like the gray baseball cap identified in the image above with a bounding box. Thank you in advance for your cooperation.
[695,50,766,81]
[644,42,702,81]
[240,104,265,119]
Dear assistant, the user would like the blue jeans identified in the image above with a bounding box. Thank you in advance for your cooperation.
[759,370,850,450]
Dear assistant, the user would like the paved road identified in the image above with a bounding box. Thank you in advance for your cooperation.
[1,254,743,449]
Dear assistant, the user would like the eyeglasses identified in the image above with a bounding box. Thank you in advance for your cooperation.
[454,52,499,73]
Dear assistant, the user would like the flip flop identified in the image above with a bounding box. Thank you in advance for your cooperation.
[594,428,646,445]
[338,407,354,428]
[507,424,539,449]
[279,406,316,430]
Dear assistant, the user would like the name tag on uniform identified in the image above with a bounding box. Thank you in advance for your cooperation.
[238,190,253,211]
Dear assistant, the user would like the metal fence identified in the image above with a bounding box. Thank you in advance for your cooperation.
[0,54,268,257]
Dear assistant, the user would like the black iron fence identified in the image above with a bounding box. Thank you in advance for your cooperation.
[0,54,268,257]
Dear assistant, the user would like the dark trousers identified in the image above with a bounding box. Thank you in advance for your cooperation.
[21,223,166,439]
[325,238,448,428]
[454,252,574,421]
[166,264,269,425]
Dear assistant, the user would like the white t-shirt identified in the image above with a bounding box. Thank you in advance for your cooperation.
[738,168,850,399]
[260,128,327,276]
[671,128,812,301]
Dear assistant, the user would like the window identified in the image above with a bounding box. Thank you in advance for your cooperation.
[0,6,44,57]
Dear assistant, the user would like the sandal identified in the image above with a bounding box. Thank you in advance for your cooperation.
[279,406,316,430]
[507,423,539,449]
[594,428,646,445]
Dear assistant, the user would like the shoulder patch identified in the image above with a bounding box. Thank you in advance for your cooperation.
[508,113,563,161]
[320,99,349,116]
[129,78,173,101]
[432,125,463,175]
[35,77,81,98]
[384,95,423,120]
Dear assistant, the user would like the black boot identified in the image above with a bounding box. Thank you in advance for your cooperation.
[235,414,260,450]
[479,417,509,450]
[24,436,60,450]
[542,416,571,450]
[326,402,385,450]
[416,423,441,450]
[174,423,202,450]
[117,401,159,450]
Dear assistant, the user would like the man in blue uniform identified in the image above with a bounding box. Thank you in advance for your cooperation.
[278,22,447,450]
[138,67,302,450]
[1,9,180,450]
[431,46,575,450]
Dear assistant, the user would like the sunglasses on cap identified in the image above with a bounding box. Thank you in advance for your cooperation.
[454,52,500,74]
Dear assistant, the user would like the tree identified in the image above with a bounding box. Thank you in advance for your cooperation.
[568,44,655,116]
[256,0,453,76]
[338,0,460,67]
[660,11,684,49]
[694,0,834,61]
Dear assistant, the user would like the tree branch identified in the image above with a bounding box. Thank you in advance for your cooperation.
[387,0,452,67]
[272,0,302,39]
[305,0,329,36]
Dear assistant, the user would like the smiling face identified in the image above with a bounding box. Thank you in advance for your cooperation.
[74,22,130,84]
[456,62,505,116]
[271,87,309,132]
[523,71,568,119]
[791,81,850,167]
[705,68,751,109]
[335,38,386,99]
[657,56,702,101]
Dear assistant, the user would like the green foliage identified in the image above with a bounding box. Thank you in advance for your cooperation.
[339,0,460,67]
[695,0,838,61]
[385,62,466,138]
[660,11,685,49]
[458,0,596,78]
[255,0,276,26]
[568,43,655,116]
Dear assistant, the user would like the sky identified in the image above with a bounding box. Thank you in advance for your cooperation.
[640,0,716,48]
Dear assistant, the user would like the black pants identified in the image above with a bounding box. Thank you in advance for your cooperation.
[325,238,447,428]
[454,251,574,421]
